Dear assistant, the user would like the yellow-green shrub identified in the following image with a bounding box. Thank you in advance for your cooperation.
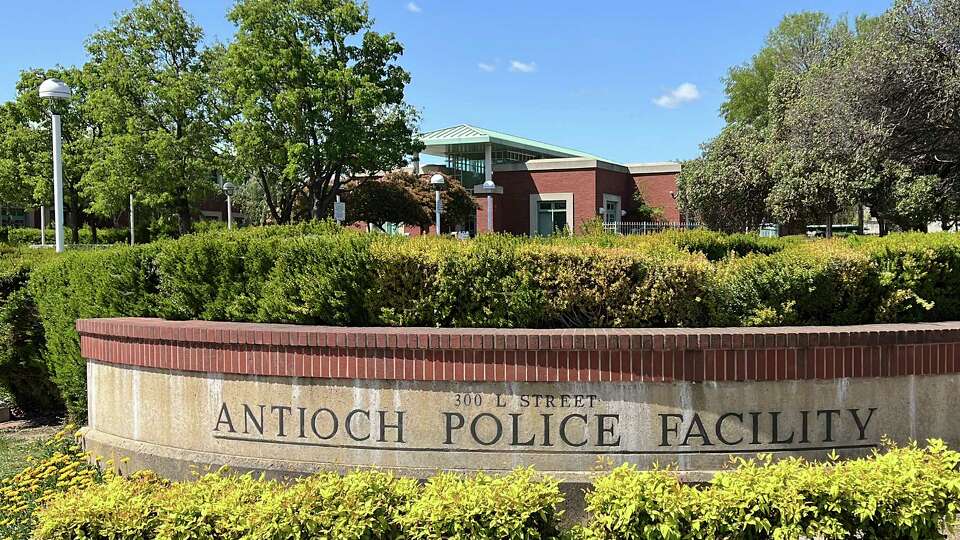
[837,440,960,539]
[398,468,564,540]
[699,456,848,539]
[581,465,698,540]
[582,441,960,540]
[153,473,278,540]
[0,425,101,540]
[33,472,167,540]
[253,470,418,539]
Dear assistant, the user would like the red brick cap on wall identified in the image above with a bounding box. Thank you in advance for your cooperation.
[77,318,960,383]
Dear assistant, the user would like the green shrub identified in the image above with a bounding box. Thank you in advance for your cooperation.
[29,245,160,420]
[259,234,376,325]
[399,468,564,540]
[715,242,882,326]
[5,227,129,246]
[581,465,698,540]
[0,250,61,413]
[368,235,544,327]
[853,233,960,322]
[254,470,418,539]
[582,441,960,540]
[16,228,960,419]
[523,244,714,328]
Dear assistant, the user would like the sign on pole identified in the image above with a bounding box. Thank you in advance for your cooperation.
[333,197,346,223]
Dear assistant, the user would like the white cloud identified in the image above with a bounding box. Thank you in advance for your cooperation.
[478,62,496,72]
[509,60,537,73]
[406,2,421,13]
[653,82,701,108]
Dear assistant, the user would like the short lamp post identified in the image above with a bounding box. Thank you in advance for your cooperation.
[222,182,237,230]
[39,78,71,253]
[472,179,502,234]
[430,173,445,236]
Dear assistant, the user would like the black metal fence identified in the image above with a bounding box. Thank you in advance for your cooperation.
[602,221,701,235]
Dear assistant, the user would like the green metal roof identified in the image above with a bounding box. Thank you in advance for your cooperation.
[420,124,605,161]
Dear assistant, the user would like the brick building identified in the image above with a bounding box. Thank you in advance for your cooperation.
[414,124,681,235]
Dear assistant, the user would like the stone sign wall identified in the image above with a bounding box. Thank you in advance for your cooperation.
[78,318,960,483]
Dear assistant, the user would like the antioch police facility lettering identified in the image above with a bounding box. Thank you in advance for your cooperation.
[212,392,879,453]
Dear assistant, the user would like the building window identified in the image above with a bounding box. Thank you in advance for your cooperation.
[537,200,568,235]
[529,193,574,236]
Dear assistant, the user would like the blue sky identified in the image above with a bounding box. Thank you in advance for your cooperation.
[0,0,890,164]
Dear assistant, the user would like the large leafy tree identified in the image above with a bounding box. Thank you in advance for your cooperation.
[677,123,774,232]
[84,0,220,235]
[777,0,960,231]
[721,12,855,127]
[219,0,422,223]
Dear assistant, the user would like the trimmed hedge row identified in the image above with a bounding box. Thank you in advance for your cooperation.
[20,440,960,540]
[6,226,960,419]
[1,227,130,246]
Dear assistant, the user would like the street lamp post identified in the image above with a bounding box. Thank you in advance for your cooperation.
[129,193,135,245]
[472,179,501,234]
[430,173,445,236]
[482,179,496,232]
[39,78,71,253]
[222,182,237,230]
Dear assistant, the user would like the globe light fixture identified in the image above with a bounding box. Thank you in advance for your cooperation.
[39,78,72,253]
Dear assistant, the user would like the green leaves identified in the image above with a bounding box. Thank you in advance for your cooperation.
[583,442,960,540]
[84,0,220,234]
[33,468,562,540]
[220,0,421,223]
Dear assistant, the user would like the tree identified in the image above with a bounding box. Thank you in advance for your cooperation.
[344,171,476,233]
[345,171,428,231]
[84,0,220,235]
[0,102,43,212]
[721,12,855,127]
[219,0,422,223]
[676,123,775,232]
[772,0,960,232]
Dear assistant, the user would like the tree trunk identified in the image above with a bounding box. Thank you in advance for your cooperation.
[857,203,864,235]
[90,220,98,244]
[824,213,833,239]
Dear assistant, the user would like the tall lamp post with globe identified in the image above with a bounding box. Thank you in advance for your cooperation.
[39,78,71,253]
[222,182,237,230]
[430,173,445,236]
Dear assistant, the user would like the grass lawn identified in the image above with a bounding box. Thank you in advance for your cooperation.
[0,426,61,478]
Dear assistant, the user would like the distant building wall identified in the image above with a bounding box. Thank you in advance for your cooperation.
[492,167,600,234]
[632,172,681,222]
